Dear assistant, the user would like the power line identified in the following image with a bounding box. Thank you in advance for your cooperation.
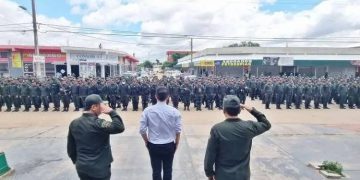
[38,23,360,41]
[0,23,33,27]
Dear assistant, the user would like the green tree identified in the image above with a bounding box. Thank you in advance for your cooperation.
[228,41,260,47]
[172,53,188,63]
[139,60,153,69]
[162,61,178,70]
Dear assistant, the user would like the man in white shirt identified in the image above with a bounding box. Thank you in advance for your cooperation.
[139,86,182,180]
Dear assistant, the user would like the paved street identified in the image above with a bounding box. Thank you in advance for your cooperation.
[1,101,360,180]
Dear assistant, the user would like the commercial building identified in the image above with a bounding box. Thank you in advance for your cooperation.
[177,47,360,77]
[0,45,138,78]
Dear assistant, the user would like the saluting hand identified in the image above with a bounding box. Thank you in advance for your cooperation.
[240,104,253,112]
[101,104,113,114]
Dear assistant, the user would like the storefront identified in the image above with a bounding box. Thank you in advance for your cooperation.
[0,45,138,78]
[21,49,66,77]
[0,45,66,77]
[178,47,360,77]
[0,51,10,77]
[62,47,130,78]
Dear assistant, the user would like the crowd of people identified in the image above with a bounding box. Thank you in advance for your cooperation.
[0,74,359,112]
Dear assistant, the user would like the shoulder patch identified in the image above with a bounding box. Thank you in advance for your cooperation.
[101,120,112,128]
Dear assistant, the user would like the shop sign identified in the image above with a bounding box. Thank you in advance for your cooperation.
[33,55,45,63]
[219,60,252,67]
[23,53,65,58]
[199,60,215,67]
[12,52,22,68]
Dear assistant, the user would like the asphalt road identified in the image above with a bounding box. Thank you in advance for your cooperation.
[1,100,360,180]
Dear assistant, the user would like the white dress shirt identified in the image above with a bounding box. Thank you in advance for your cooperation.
[139,101,182,144]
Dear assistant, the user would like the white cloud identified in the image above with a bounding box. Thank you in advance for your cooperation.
[1,0,360,62]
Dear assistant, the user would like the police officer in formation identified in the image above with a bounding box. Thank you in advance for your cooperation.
[0,74,359,112]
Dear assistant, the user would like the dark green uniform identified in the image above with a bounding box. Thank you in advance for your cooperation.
[30,84,41,111]
[40,84,50,111]
[20,84,31,111]
[204,108,271,180]
[67,110,125,180]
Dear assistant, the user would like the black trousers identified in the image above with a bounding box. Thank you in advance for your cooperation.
[77,171,110,180]
[147,142,176,180]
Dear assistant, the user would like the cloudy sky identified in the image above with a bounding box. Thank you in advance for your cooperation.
[1,0,360,62]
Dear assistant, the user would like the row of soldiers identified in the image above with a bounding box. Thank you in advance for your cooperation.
[0,75,359,112]
[247,75,360,109]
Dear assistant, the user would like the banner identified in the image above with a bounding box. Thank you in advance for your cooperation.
[278,57,294,66]
[12,52,22,68]
[199,60,215,67]
[263,57,294,66]
[263,57,279,66]
[23,63,34,73]
[218,60,252,67]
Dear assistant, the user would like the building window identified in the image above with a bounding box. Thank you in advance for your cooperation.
[0,63,9,72]
[0,52,9,58]
[45,63,55,76]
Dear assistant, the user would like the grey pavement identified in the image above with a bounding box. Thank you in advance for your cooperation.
[1,101,360,180]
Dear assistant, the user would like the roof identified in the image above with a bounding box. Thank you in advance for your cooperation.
[0,45,139,62]
[0,45,61,51]
[178,47,360,62]
[166,50,194,55]
[124,55,139,62]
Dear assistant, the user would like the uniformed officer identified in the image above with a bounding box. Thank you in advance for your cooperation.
[108,81,118,109]
[169,82,180,109]
[140,81,151,110]
[10,80,21,112]
[274,81,284,109]
[130,82,140,111]
[119,81,130,111]
[3,80,12,112]
[193,83,203,111]
[181,82,191,111]
[284,82,294,109]
[150,82,157,105]
[50,78,61,111]
[20,81,31,112]
[303,82,313,109]
[321,82,330,109]
[30,81,41,112]
[264,83,273,109]
[60,81,71,112]
[313,83,321,109]
[237,82,246,104]
[0,82,4,112]
[79,81,89,109]
[71,81,80,111]
[67,94,125,180]
[293,83,303,109]
[39,82,50,112]
[348,83,357,109]
[204,95,271,180]
[338,82,347,109]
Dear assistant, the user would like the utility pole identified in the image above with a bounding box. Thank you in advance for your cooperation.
[31,0,45,77]
[190,38,194,75]
[31,0,39,55]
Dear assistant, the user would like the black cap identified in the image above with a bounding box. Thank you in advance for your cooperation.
[84,94,103,110]
[223,95,241,108]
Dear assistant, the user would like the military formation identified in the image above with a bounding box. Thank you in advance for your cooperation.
[0,74,359,112]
